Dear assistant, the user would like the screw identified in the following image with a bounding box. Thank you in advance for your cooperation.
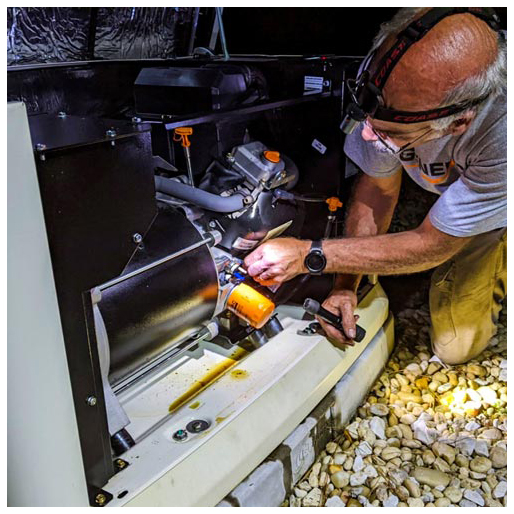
[95,493,107,506]
[132,233,143,244]
[36,143,47,151]
[58,111,67,118]
[115,459,127,470]
[209,220,217,228]
[86,395,97,407]
[132,116,142,124]
[173,429,188,442]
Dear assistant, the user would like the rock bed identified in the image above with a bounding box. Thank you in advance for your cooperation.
[286,301,507,507]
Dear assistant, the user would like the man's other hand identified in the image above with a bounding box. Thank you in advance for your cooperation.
[244,237,310,285]
[317,290,358,349]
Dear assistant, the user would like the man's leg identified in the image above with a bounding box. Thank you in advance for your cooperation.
[429,228,506,365]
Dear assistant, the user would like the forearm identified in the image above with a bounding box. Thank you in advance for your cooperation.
[325,219,471,276]
[335,171,402,290]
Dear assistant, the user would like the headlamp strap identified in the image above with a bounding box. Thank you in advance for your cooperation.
[371,7,500,91]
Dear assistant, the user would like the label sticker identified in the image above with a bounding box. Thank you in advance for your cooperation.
[261,220,293,243]
[304,75,323,93]
[232,237,260,250]
[312,139,327,155]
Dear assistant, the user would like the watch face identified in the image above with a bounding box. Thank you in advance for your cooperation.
[307,253,326,273]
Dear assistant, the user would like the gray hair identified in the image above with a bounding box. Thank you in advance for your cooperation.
[371,8,507,131]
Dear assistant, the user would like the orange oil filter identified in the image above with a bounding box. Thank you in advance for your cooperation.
[226,282,275,329]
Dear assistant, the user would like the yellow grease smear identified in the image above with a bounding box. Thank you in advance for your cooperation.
[189,401,201,410]
[215,416,227,424]
[168,347,249,414]
[230,369,249,380]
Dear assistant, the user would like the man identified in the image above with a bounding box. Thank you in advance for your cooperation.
[244,8,506,364]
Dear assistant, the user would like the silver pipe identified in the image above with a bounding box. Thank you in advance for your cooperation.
[187,7,201,56]
[215,7,230,61]
[98,233,218,291]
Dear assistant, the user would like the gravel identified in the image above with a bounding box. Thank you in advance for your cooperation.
[285,300,507,507]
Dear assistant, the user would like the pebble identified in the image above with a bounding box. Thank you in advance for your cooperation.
[302,488,321,507]
[489,446,507,468]
[330,471,350,488]
[493,480,507,499]
[287,302,507,509]
[463,489,485,506]
[324,496,345,507]
[369,404,389,417]
[412,467,450,488]
[383,494,399,507]
[469,456,492,474]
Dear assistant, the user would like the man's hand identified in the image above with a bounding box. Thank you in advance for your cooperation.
[244,237,311,285]
[317,290,358,349]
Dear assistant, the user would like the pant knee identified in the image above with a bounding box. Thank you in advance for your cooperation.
[432,331,490,365]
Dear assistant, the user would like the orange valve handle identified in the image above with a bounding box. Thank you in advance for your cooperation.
[173,127,193,148]
[326,196,343,213]
[226,283,275,329]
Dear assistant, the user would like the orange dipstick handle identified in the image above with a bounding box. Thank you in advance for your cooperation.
[173,127,193,148]
[326,196,343,213]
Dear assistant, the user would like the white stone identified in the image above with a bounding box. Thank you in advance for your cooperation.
[369,416,386,440]
[363,465,378,479]
[493,480,507,499]
[459,499,478,507]
[302,488,322,507]
[325,496,346,507]
[412,417,439,445]
[369,404,389,417]
[350,471,368,486]
[353,455,365,472]
[356,441,373,457]
[455,437,476,456]
[464,489,485,506]
[383,494,399,507]
[474,440,489,457]
[465,421,481,432]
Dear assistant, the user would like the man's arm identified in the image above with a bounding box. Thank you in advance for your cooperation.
[334,168,403,292]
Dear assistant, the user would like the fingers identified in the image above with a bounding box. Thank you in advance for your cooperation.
[244,247,263,269]
[317,317,355,348]
[341,301,357,340]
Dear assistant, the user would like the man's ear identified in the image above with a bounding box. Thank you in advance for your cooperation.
[448,111,476,136]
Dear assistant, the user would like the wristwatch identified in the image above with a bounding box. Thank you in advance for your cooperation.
[304,240,327,275]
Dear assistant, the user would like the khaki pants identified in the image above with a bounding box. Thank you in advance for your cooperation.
[430,228,507,365]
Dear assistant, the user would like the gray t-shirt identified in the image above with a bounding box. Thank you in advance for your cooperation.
[344,93,507,237]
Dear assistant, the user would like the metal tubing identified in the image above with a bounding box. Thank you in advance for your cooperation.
[215,7,230,61]
[187,8,201,56]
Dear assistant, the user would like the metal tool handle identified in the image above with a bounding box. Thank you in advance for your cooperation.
[303,298,366,343]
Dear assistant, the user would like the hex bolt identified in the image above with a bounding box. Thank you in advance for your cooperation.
[132,233,143,244]
[95,493,107,506]
[132,116,142,124]
[208,220,217,228]
[58,111,67,118]
[86,395,97,407]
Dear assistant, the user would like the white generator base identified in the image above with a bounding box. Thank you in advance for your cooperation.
[106,282,392,507]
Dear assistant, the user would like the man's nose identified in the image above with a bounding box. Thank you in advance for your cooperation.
[361,123,378,142]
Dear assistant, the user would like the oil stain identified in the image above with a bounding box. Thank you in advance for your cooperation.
[189,401,201,410]
[230,369,249,380]
[168,347,249,414]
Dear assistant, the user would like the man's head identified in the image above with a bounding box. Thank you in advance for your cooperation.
[359,8,506,154]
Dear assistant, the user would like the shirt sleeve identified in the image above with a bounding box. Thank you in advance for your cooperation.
[429,157,507,237]
[344,129,401,177]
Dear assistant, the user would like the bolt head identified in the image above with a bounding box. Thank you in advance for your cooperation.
[132,233,143,244]
[86,395,97,407]
[95,493,107,506]
[106,129,117,138]
[132,116,142,124]
[36,143,47,151]
[243,196,253,205]
[58,111,67,118]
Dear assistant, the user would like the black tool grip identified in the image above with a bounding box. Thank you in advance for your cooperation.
[303,298,366,343]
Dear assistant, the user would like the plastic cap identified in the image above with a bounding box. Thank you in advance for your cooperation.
[263,150,281,163]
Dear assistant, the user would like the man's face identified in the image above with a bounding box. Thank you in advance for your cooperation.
[361,117,442,155]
